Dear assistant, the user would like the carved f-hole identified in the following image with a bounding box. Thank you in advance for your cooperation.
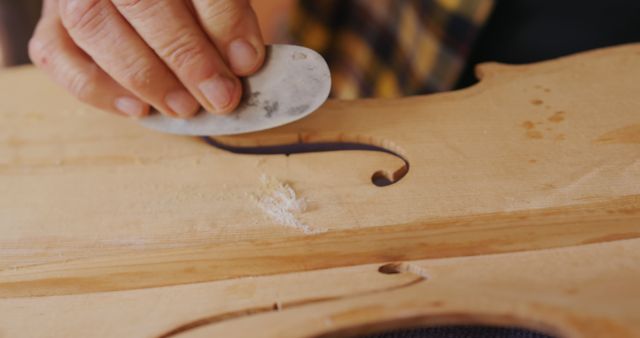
[202,137,410,187]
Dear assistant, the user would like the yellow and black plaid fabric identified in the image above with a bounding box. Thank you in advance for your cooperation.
[288,0,494,99]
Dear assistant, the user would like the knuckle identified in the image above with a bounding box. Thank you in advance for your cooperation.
[118,59,155,90]
[42,0,60,16]
[111,0,144,8]
[28,34,55,67]
[158,34,208,70]
[112,0,153,16]
[199,0,249,28]
[58,0,106,32]
[66,67,99,101]
[28,20,66,69]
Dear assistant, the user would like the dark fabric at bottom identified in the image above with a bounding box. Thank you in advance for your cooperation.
[359,326,554,338]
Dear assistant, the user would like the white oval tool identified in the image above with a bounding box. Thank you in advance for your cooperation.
[138,45,331,136]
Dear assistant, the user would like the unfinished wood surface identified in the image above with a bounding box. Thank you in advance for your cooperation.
[0,239,637,338]
[0,44,639,297]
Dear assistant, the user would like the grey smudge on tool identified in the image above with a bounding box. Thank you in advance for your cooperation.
[138,45,331,136]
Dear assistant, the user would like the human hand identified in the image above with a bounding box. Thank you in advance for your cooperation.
[29,0,265,118]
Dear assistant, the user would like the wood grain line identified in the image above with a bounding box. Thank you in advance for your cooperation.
[1,195,638,298]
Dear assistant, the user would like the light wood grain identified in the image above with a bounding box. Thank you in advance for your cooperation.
[179,239,640,338]
[1,44,639,298]
[0,239,637,338]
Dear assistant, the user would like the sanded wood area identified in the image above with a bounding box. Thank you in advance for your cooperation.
[0,43,638,337]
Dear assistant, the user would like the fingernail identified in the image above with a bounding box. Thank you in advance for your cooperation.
[165,89,199,118]
[198,75,236,112]
[115,97,147,117]
[228,38,259,74]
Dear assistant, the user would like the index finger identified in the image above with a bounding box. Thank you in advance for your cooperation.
[112,0,243,115]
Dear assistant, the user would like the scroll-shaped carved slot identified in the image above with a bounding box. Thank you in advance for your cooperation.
[378,262,430,279]
[202,137,410,187]
[157,264,426,338]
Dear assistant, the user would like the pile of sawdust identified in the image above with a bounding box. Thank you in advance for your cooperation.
[253,175,326,235]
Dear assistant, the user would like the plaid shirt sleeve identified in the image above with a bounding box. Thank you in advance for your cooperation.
[286,0,494,99]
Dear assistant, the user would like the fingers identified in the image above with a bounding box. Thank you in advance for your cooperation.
[34,0,266,118]
[41,0,59,16]
[192,0,266,76]
[111,0,241,115]
[57,0,198,117]
[29,13,149,117]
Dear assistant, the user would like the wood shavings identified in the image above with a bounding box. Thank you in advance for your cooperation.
[253,175,326,235]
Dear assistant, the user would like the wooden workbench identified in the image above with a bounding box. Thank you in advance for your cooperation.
[0,44,639,337]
